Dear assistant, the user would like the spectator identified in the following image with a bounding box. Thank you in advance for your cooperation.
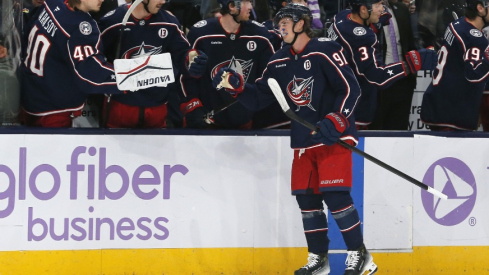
[20,0,125,127]
[179,0,284,129]
[98,0,207,128]
[370,0,417,130]
[421,0,489,131]
[327,0,436,129]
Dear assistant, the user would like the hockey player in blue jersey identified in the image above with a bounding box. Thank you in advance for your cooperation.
[212,3,377,275]
[180,0,289,129]
[20,0,128,127]
[327,0,437,129]
[421,0,489,131]
[98,0,207,128]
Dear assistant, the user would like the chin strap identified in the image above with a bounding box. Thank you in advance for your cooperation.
[142,0,151,14]
[284,21,305,48]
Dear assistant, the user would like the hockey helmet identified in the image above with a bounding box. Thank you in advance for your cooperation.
[348,0,383,9]
[465,0,489,10]
[273,3,312,27]
[218,0,255,10]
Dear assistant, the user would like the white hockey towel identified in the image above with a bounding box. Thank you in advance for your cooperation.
[114,53,174,91]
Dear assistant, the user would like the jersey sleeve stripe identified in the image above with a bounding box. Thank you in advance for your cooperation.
[451,23,466,53]
[67,42,116,86]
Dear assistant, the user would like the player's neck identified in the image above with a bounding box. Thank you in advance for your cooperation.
[291,34,310,53]
[350,13,370,26]
[467,16,484,30]
[220,14,241,33]
[132,4,151,20]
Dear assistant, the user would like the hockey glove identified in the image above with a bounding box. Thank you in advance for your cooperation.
[311,112,349,146]
[187,50,208,78]
[370,11,392,34]
[212,67,245,97]
[405,48,437,74]
[180,98,208,128]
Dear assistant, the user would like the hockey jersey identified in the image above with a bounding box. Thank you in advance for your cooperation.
[21,0,121,115]
[328,10,407,126]
[237,38,361,149]
[421,17,489,130]
[99,5,191,107]
[180,17,275,128]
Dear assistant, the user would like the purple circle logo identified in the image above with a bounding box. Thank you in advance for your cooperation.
[421,157,477,226]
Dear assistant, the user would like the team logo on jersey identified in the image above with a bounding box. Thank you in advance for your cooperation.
[122,42,162,59]
[103,10,115,17]
[140,20,145,26]
[287,76,316,111]
[317,37,331,42]
[79,21,92,35]
[353,27,366,36]
[247,41,257,51]
[193,20,207,28]
[304,60,311,70]
[470,29,483,37]
[158,28,168,38]
[211,56,253,83]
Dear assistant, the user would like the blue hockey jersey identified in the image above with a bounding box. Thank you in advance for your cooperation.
[21,0,122,115]
[237,38,361,149]
[328,10,407,126]
[421,17,489,130]
[180,17,276,128]
[99,5,191,107]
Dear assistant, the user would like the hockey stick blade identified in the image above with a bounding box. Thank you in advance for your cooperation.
[267,78,448,200]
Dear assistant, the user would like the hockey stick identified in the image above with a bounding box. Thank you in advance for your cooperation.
[267,78,448,200]
[203,100,238,124]
[102,0,145,128]
[452,11,458,20]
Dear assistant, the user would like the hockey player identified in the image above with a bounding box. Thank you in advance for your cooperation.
[180,0,288,129]
[327,0,437,129]
[421,0,489,131]
[20,0,126,127]
[212,3,377,275]
[98,0,207,128]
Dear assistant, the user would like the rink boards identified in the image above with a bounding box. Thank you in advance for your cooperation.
[0,133,487,274]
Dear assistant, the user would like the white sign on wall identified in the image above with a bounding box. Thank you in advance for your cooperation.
[0,135,305,251]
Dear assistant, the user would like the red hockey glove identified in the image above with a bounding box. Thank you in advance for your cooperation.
[212,67,245,97]
[405,48,437,74]
[180,98,208,128]
[311,112,349,146]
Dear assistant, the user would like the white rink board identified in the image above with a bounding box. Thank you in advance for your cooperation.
[363,138,413,250]
[412,135,489,246]
[0,135,305,251]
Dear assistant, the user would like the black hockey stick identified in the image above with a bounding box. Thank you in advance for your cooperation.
[102,0,144,128]
[203,100,238,124]
[267,78,448,200]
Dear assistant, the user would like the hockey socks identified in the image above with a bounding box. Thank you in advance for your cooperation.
[301,209,329,254]
[323,192,363,250]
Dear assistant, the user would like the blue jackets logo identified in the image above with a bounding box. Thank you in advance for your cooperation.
[287,76,315,111]
[421,157,477,226]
